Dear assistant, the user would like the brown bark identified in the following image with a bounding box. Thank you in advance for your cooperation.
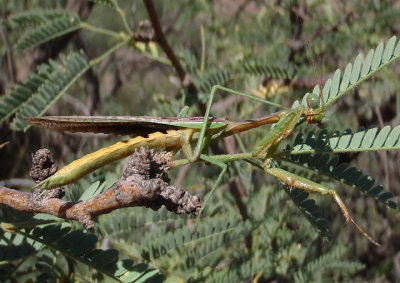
[0,147,201,229]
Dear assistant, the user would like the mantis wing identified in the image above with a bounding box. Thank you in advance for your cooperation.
[24,116,226,136]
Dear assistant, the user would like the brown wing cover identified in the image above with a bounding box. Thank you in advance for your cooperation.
[24,116,225,135]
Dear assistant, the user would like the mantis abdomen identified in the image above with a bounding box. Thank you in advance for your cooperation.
[39,129,190,189]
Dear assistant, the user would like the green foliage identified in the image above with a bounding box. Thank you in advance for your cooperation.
[10,51,90,131]
[140,216,253,261]
[0,63,52,123]
[297,36,400,109]
[287,126,400,155]
[0,1,399,282]
[0,222,163,282]
[285,186,331,241]
[97,186,364,282]
[293,245,365,283]
[16,16,81,51]
[281,126,400,209]
[285,150,397,208]
[195,68,231,95]
[8,9,78,27]
[192,62,295,99]
[238,59,296,79]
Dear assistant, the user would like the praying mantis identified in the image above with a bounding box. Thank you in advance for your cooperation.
[25,84,379,245]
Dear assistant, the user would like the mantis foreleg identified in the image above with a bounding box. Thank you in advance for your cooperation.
[191,85,290,163]
[188,85,292,216]
[252,105,304,159]
[264,166,380,246]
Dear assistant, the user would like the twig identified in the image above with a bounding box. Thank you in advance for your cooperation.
[0,148,201,229]
[0,23,16,85]
[143,0,197,92]
[287,2,306,63]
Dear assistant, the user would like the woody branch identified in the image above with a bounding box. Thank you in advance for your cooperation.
[0,147,201,229]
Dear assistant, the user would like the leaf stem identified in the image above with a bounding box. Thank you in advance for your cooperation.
[81,22,123,40]
[90,41,127,66]
[116,6,133,34]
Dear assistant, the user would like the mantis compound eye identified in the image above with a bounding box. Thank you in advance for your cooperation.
[307,93,321,109]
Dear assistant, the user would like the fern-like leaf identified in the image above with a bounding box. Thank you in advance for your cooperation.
[99,207,185,237]
[0,232,38,262]
[298,36,400,108]
[8,9,78,27]
[140,216,252,261]
[0,64,52,123]
[293,245,364,283]
[205,259,267,282]
[193,60,295,98]
[10,51,90,131]
[195,68,231,94]
[284,186,331,241]
[16,224,164,282]
[246,162,331,240]
[16,15,81,51]
[285,126,400,154]
[283,151,397,209]
[238,59,296,79]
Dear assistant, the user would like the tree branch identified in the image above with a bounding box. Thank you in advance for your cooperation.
[0,148,201,229]
[143,0,197,93]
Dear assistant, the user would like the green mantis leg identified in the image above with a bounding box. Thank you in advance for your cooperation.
[252,105,304,159]
[197,154,228,217]
[182,85,305,227]
[180,136,226,217]
[264,166,380,246]
[191,84,289,163]
[180,137,227,217]
[184,84,289,219]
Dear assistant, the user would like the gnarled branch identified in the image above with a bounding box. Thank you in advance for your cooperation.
[0,147,201,229]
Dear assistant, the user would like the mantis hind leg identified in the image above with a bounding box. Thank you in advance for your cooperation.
[264,166,380,246]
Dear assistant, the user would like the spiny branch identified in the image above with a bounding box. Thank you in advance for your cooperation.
[0,147,201,229]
